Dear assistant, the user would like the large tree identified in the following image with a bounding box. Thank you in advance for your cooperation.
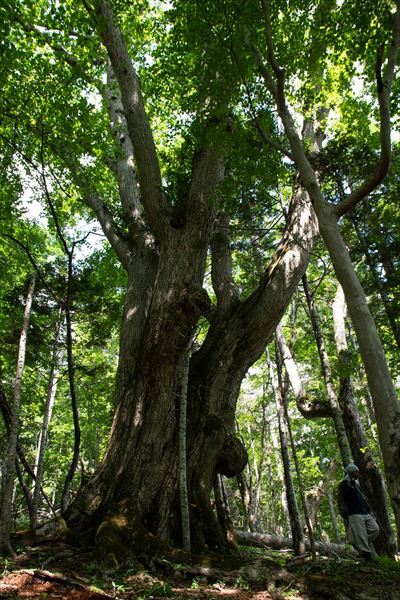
[60,1,319,555]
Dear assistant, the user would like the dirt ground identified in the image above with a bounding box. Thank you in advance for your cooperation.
[1,541,400,600]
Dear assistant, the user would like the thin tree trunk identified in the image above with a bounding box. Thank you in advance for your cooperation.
[302,275,352,466]
[15,458,33,522]
[281,376,316,557]
[1,389,33,519]
[241,414,266,532]
[346,323,378,433]
[236,469,253,532]
[31,311,64,528]
[179,339,191,552]
[61,250,81,514]
[326,491,340,544]
[0,389,55,518]
[265,419,277,533]
[251,398,268,531]
[269,417,290,535]
[305,458,339,533]
[213,475,237,550]
[275,336,315,557]
[0,273,36,555]
[268,349,305,556]
[332,284,396,556]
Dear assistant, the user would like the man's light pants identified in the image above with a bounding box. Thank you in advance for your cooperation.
[348,513,379,554]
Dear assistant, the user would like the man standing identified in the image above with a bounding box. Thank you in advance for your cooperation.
[338,463,380,560]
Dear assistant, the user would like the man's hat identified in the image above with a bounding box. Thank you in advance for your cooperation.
[345,463,359,474]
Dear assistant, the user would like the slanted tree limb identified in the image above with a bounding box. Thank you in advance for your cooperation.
[275,323,332,420]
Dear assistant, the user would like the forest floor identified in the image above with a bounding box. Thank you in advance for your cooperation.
[1,540,400,600]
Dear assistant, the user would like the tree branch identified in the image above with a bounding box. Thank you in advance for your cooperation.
[334,4,400,218]
[275,323,332,419]
[105,65,153,249]
[248,2,331,209]
[60,152,132,268]
[2,234,60,302]
[88,0,171,243]
[260,0,285,83]
[245,33,278,100]
[80,189,131,269]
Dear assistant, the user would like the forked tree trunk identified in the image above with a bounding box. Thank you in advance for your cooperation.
[64,185,318,558]
[0,273,36,555]
[64,226,218,551]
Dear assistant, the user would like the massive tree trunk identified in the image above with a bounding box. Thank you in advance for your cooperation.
[65,183,318,557]
[182,187,318,551]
